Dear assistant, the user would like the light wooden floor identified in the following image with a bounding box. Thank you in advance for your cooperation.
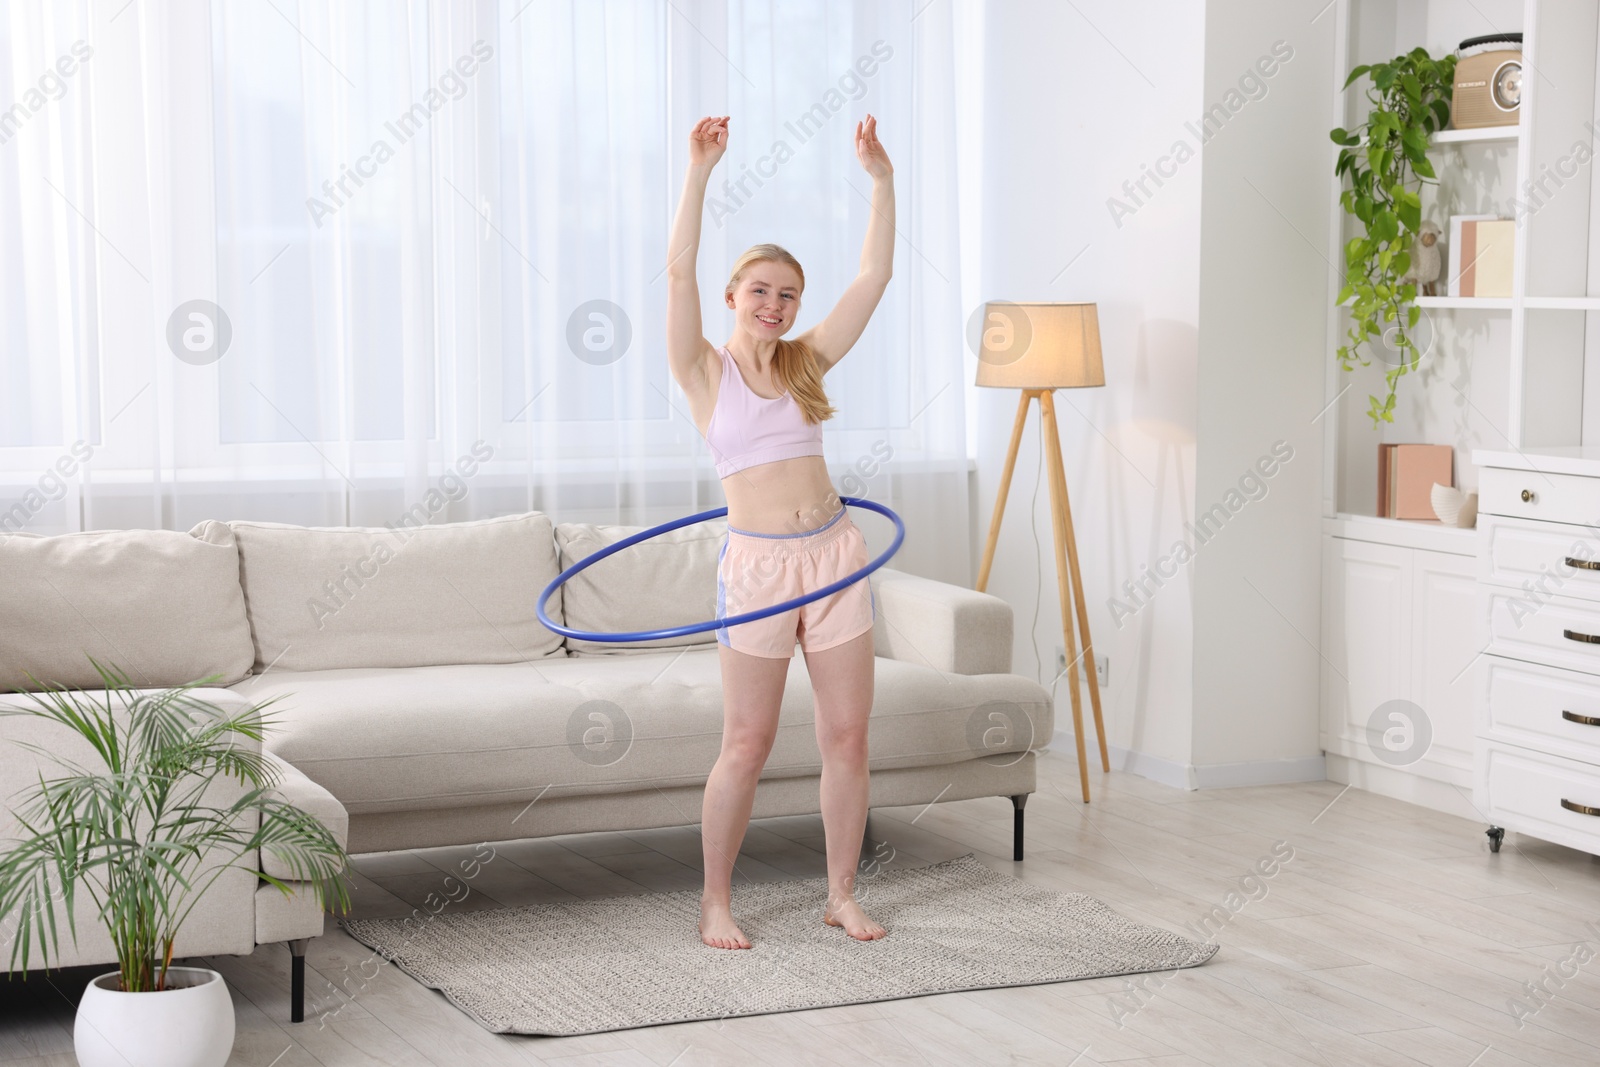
[4,748,1600,1066]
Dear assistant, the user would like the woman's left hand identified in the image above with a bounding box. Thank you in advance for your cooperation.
[855,114,893,180]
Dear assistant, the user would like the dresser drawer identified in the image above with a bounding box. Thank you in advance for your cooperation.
[1480,514,1600,603]
[1485,587,1600,676]
[1479,743,1600,857]
[1485,656,1600,764]
[1481,466,1600,526]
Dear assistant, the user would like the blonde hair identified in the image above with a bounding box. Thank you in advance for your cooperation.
[725,243,837,425]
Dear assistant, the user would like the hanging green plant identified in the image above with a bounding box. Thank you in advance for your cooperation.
[1330,47,1457,426]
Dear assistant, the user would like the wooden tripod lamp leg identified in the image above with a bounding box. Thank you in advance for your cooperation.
[1038,391,1092,803]
[1040,391,1110,774]
[976,390,1035,593]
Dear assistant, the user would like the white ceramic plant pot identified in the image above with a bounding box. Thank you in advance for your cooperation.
[75,966,235,1067]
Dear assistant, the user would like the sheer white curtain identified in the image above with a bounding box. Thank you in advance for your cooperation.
[0,0,971,580]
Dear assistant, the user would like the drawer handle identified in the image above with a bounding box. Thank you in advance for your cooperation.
[1566,557,1600,571]
[1562,629,1600,644]
[1560,798,1600,817]
[1563,710,1600,726]
[1522,489,1536,503]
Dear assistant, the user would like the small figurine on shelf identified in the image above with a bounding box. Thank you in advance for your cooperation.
[1431,482,1479,528]
[1405,220,1443,297]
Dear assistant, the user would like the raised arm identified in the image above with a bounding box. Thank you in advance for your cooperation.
[665,116,729,393]
[800,114,895,374]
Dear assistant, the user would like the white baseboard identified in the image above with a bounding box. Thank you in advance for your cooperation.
[1048,737,1327,790]
[1324,753,1483,821]
[1105,744,1191,790]
[1189,754,1328,789]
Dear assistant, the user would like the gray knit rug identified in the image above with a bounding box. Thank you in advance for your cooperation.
[339,852,1218,1036]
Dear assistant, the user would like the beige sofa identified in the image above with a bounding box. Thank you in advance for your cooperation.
[0,510,1053,1021]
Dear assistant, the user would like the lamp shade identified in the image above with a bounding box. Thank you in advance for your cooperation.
[974,301,1105,389]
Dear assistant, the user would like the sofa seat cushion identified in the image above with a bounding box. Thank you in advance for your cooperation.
[218,511,565,673]
[0,525,255,692]
[231,652,1051,817]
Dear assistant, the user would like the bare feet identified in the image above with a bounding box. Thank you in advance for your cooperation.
[823,895,887,941]
[699,898,752,949]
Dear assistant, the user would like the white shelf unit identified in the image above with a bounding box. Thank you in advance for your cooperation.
[1324,0,1600,524]
[1524,295,1600,309]
[1320,0,1600,817]
[1429,126,1521,144]
[1414,295,1513,309]
[1323,511,1478,553]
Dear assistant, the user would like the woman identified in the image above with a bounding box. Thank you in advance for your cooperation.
[665,113,895,949]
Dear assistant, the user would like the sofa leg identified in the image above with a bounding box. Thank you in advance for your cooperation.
[1010,794,1028,861]
[289,938,309,1023]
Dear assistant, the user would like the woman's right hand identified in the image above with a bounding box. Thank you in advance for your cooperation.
[689,115,729,170]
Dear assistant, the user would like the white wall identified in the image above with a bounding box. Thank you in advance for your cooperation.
[972,0,1206,775]
[1190,0,1335,779]
[972,0,1335,787]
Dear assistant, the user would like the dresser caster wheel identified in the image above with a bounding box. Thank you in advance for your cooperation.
[1487,826,1504,853]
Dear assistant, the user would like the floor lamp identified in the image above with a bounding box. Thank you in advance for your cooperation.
[974,302,1110,803]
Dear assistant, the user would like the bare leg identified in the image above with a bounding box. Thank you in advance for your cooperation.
[804,629,886,941]
[700,642,789,949]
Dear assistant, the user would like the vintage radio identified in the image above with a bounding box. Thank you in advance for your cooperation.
[1451,33,1522,130]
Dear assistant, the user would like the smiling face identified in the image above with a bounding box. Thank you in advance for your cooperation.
[728,261,802,340]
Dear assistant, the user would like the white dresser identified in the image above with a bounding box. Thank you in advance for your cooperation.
[1476,447,1600,856]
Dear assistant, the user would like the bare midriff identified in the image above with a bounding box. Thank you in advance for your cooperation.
[721,454,844,535]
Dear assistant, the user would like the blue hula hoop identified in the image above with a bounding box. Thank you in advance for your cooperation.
[536,497,905,643]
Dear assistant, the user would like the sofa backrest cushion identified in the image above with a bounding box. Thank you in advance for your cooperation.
[555,519,726,655]
[217,512,565,672]
[0,525,256,691]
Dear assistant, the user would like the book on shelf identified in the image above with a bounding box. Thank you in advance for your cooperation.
[1378,443,1453,520]
[1449,216,1514,298]
[1447,214,1494,297]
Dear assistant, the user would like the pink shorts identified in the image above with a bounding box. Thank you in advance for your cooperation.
[715,508,876,659]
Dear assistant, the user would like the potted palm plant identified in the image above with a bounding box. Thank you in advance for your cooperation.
[0,663,349,1067]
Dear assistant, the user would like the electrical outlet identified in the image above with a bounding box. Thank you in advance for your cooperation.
[1053,648,1110,688]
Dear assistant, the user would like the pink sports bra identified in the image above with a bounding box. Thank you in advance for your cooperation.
[703,345,824,478]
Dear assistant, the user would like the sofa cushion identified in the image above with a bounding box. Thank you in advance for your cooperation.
[219,512,565,673]
[231,653,1052,817]
[554,519,727,655]
[0,525,255,691]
